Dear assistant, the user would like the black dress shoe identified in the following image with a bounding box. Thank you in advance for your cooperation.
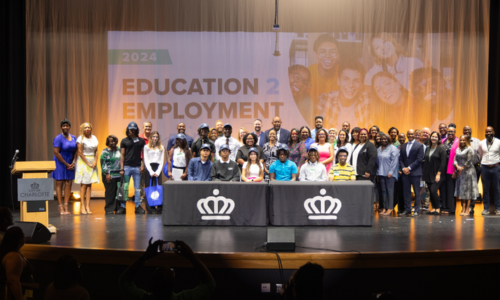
[401,211,412,216]
[116,207,126,214]
[135,206,146,214]
[413,212,419,217]
[105,211,115,215]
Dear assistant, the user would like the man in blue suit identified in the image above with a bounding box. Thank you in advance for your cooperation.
[258,116,290,147]
[399,129,424,216]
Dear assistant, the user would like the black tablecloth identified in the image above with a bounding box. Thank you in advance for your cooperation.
[162,181,268,226]
[269,181,374,226]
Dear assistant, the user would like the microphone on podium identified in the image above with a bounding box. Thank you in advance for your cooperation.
[10,149,19,169]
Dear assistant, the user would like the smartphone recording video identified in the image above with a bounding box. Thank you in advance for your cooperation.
[163,241,177,252]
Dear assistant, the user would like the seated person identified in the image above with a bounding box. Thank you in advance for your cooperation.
[298,146,327,182]
[241,147,264,182]
[119,238,215,300]
[269,144,298,181]
[187,144,213,181]
[0,208,13,244]
[328,147,356,181]
[44,255,90,300]
[211,144,241,181]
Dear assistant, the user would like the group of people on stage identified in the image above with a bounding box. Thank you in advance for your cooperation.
[51,115,499,217]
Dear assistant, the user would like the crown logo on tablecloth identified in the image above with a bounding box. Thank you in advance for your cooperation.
[304,189,342,220]
[197,189,235,220]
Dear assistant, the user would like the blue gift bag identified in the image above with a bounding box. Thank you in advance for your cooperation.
[145,177,163,206]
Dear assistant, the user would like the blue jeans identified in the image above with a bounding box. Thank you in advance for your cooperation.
[481,164,500,210]
[123,166,141,207]
[379,176,396,209]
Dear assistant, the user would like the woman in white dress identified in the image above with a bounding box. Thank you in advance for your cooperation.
[241,148,264,182]
[167,133,192,181]
[144,131,166,214]
[75,122,99,215]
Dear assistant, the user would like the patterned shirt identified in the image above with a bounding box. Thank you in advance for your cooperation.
[288,142,307,168]
[329,163,356,181]
[262,142,282,169]
[100,147,121,178]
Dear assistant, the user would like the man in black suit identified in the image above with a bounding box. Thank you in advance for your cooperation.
[399,129,424,216]
[259,116,290,147]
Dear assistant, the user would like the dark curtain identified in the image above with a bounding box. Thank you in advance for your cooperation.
[1,0,26,208]
[488,0,500,133]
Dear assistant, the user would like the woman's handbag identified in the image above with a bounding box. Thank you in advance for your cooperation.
[116,176,129,201]
[145,177,163,206]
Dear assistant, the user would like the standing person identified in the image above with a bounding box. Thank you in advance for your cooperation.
[388,127,400,148]
[211,145,241,181]
[241,148,264,182]
[237,127,248,146]
[118,122,146,215]
[463,125,482,214]
[287,128,308,172]
[369,126,380,145]
[415,129,422,143]
[209,128,218,143]
[139,122,153,206]
[269,145,298,181]
[350,128,377,181]
[299,146,327,182]
[299,126,314,151]
[75,122,99,215]
[328,128,338,149]
[52,119,78,215]
[311,128,335,172]
[399,129,424,216]
[478,127,500,215]
[215,120,224,138]
[334,130,352,164]
[236,133,264,168]
[166,123,194,151]
[454,135,479,216]
[422,131,447,215]
[100,135,121,214]
[187,144,212,181]
[420,127,431,147]
[342,122,352,140]
[168,134,192,181]
[310,116,324,141]
[440,126,459,214]
[438,123,448,141]
[262,129,281,180]
[329,147,356,181]
[259,116,290,147]
[143,131,165,214]
[214,124,240,161]
[395,132,407,213]
[252,119,264,145]
[377,132,400,215]
[0,227,33,300]
[308,34,341,104]
[351,127,361,146]
[191,123,216,161]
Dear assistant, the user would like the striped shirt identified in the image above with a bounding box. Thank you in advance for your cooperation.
[329,163,356,181]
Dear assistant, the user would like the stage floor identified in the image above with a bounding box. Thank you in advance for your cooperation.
[16,199,500,254]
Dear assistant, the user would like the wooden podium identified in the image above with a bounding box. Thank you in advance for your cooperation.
[11,161,57,233]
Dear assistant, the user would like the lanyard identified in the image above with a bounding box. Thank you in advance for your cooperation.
[487,139,494,152]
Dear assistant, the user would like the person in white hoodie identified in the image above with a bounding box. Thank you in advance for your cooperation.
[299,145,327,182]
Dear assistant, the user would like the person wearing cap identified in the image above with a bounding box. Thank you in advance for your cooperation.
[211,144,241,181]
[119,121,146,214]
[328,147,356,181]
[167,133,192,181]
[236,133,265,169]
[299,146,327,181]
[187,144,213,181]
[259,116,291,147]
[241,147,264,182]
[191,123,216,161]
[269,145,298,181]
[214,123,240,162]
[376,132,400,215]
[166,123,194,151]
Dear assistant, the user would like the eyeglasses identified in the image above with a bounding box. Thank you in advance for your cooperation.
[318,49,339,58]
[291,73,311,86]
